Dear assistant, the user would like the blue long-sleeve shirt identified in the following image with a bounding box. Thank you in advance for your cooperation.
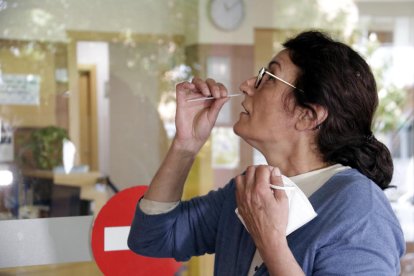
[128,169,405,275]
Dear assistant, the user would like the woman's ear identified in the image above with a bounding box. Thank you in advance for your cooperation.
[295,104,328,131]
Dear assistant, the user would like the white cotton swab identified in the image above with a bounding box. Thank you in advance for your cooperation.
[186,93,243,102]
[269,184,296,191]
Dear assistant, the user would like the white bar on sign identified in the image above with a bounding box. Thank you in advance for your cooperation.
[104,226,131,252]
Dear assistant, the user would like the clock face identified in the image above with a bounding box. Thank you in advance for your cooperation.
[209,0,245,31]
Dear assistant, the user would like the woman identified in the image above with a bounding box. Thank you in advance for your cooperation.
[128,31,405,275]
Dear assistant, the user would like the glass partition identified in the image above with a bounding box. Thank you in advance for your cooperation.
[0,0,413,274]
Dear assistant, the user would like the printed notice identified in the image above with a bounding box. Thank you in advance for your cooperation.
[0,121,13,162]
[0,74,40,105]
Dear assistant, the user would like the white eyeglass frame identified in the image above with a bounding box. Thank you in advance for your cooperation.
[255,67,304,93]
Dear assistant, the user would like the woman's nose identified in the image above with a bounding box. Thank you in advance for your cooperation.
[239,77,256,96]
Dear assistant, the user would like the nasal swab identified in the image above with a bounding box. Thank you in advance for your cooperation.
[186,93,243,102]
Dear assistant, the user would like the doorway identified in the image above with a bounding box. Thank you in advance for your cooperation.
[78,65,98,171]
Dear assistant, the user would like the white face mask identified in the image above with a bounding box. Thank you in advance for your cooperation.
[235,175,317,236]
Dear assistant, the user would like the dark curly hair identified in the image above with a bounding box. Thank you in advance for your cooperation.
[283,30,393,189]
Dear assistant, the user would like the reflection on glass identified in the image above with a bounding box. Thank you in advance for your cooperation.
[158,64,193,139]
[0,0,412,274]
[212,127,239,169]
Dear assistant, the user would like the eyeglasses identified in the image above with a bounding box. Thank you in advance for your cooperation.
[255,67,304,93]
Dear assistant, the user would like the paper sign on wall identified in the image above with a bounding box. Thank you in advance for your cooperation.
[0,121,13,162]
[0,74,40,105]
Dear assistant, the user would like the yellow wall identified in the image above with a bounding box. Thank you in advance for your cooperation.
[0,40,58,127]
[182,140,215,276]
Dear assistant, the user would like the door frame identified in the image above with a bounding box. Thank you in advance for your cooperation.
[77,65,99,170]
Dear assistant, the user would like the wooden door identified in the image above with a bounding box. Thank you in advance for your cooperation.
[78,66,98,170]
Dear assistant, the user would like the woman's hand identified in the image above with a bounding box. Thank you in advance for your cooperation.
[174,78,229,154]
[143,78,228,202]
[236,165,304,275]
[235,165,289,252]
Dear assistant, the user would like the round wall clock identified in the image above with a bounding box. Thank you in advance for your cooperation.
[208,0,245,31]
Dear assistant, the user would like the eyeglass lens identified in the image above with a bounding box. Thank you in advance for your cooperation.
[255,67,266,88]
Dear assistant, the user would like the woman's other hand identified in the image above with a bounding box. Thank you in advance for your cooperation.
[235,165,289,250]
[236,165,304,275]
[174,78,229,154]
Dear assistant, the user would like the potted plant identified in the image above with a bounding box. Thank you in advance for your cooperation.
[25,126,69,170]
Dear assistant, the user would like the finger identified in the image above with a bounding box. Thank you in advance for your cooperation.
[254,165,272,188]
[253,165,275,199]
[235,175,245,207]
[244,165,256,192]
[216,82,228,98]
[270,167,288,201]
[241,166,257,206]
[176,81,195,97]
[191,77,211,97]
[214,81,228,98]
[205,79,228,99]
[270,167,282,186]
[207,82,230,114]
[206,78,221,98]
[176,82,198,107]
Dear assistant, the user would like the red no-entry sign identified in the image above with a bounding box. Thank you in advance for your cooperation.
[91,186,182,275]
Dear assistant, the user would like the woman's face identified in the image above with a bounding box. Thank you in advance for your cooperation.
[233,49,302,151]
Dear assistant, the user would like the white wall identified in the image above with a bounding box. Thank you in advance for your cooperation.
[197,0,358,45]
[394,17,414,45]
[356,0,414,17]
[356,2,414,88]
[76,42,110,175]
